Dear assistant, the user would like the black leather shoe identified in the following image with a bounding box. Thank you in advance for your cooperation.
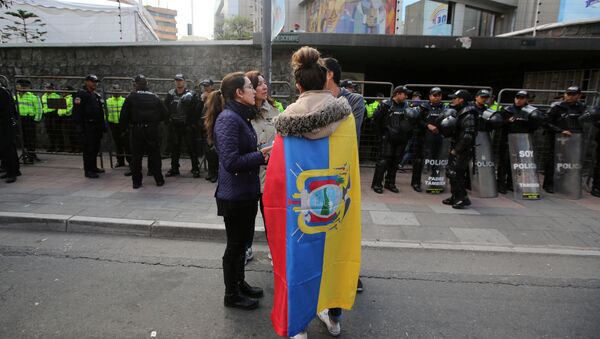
[411,184,422,192]
[372,185,383,194]
[192,170,201,178]
[92,168,105,173]
[384,184,399,193]
[5,176,16,183]
[239,281,264,298]
[463,198,471,206]
[166,169,180,177]
[115,163,125,168]
[124,171,132,177]
[452,199,469,209]
[0,174,6,179]
[498,187,507,194]
[591,187,600,198]
[156,179,165,187]
[133,182,142,189]
[442,197,454,205]
[224,293,259,310]
[208,176,218,183]
[543,185,554,194]
[85,171,99,179]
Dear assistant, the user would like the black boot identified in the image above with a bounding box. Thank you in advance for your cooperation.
[236,255,263,298]
[223,257,258,310]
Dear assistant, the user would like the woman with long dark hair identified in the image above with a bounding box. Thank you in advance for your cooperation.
[244,70,279,264]
[204,71,270,310]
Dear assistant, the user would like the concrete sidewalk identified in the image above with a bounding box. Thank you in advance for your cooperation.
[1,154,599,255]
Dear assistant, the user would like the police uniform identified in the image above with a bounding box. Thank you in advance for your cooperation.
[41,85,64,152]
[443,90,477,209]
[106,88,128,167]
[371,86,414,193]
[120,75,168,188]
[543,87,586,193]
[0,84,20,183]
[15,80,42,164]
[411,87,446,192]
[164,75,202,178]
[73,75,105,178]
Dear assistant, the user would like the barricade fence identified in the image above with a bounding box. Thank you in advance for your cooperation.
[5,75,598,181]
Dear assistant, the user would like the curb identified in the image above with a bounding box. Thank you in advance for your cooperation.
[1,212,600,257]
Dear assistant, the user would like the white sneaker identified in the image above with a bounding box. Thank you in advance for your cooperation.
[317,309,341,337]
[290,330,307,339]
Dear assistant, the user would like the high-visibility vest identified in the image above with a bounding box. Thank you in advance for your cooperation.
[16,92,43,122]
[273,100,284,113]
[106,96,125,123]
[490,101,499,111]
[57,94,73,117]
[366,100,380,118]
[42,92,61,114]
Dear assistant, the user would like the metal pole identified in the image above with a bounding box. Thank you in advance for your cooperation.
[533,1,541,37]
[190,0,194,36]
[262,0,272,95]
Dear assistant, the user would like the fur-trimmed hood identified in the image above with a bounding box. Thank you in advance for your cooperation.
[274,90,352,139]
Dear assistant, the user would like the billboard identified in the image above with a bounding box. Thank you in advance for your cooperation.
[558,0,600,22]
[423,1,451,35]
[307,0,397,35]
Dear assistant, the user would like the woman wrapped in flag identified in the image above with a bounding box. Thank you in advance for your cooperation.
[263,46,362,338]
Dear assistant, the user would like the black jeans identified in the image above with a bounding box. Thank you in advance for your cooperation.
[20,116,37,156]
[130,125,163,185]
[218,198,258,294]
[109,122,130,165]
[372,137,408,188]
[82,122,103,172]
[168,120,200,171]
[447,151,471,201]
[0,126,19,177]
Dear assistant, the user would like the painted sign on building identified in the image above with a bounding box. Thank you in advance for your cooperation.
[558,0,600,22]
[423,1,451,35]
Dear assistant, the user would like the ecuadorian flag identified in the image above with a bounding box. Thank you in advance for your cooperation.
[263,115,361,337]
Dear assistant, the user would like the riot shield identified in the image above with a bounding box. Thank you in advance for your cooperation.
[553,133,583,199]
[471,131,498,198]
[508,133,541,200]
[421,133,450,194]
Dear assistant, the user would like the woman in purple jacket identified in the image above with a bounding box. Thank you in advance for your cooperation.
[205,72,270,310]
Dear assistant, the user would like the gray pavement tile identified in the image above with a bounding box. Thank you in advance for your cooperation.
[69,190,117,198]
[0,202,41,213]
[499,229,559,246]
[458,215,515,228]
[30,196,123,207]
[32,204,86,215]
[571,231,600,248]
[429,204,481,215]
[362,224,407,242]
[119,200,167,209]
[369,211,420,226]
[30,187,81,195]
[544,231,596,248]
[125,209,180,221]
[0,193,43,203]
[385,203,433,213]
[0,186,37,194]
[507,216,563,231]
[475,207,544,217]
[173,212,223,224]
[360,202,390,211]
[519,199,585,210]
[551,217,596,233]
[414,213,464,227]
[450,227,513,245]
[361,211,372,225]
[399,226,459,243]
[162,201,213,211]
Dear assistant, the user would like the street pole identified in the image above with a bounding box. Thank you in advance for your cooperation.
[533,1,541,37]
[262,0,272,94]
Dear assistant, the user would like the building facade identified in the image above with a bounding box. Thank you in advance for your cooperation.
[144,5,178,41]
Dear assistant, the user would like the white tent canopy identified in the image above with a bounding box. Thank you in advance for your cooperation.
[2,0,159,43]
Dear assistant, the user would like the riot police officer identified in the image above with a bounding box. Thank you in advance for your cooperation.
[164,74,202,178]
[73,74,105,179]
[543,86,586,193]
[371,85,414,194]
[411,87,446,192]
[442,90,477,209]
[496,91,544,194]
[120,75,168,189]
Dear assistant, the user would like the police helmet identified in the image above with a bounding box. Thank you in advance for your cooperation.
[405,107,420,122]
[481,109,504,130]
[177,92,195,113]
[578,107,600,124]
[439,115,457,137]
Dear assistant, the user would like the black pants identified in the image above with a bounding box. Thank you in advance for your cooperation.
[0,126,19,177]
[61,116,80,152]
[45,111,63,150]
[593,129,600,190]
[109,123,130,165]
[447,151,471,201]
[205,142,219,178]
[496,142,513,190]
[20,116,37,157]
[543,133,555,188]
[82,122,103,172]
[219,198,258,294]
[372,137,408,188]
[168,120,199,171]
[130,125,163,185]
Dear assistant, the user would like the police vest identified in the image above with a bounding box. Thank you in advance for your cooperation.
[42,92,61,114]
[106,96,125,123]
[17,92,42,122]
[57,95,73,117]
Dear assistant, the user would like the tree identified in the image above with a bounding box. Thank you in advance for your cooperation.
[3,9,47,43]
[215,16,253,40]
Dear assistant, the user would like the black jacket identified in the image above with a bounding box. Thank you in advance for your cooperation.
[545,101,586,133]
[164,88,203,126]
[120,90,168,127]
[450,103,477,154]
[372,99,412,142]
[0,86,17,128]
[73,87,105,127]
[500,104,536,134]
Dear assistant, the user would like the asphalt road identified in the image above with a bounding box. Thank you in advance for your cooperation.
[1,230,599,339]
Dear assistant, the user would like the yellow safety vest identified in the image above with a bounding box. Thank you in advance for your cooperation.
[16,92,43,122]
[57,94,73,117]
[106,96,125,123]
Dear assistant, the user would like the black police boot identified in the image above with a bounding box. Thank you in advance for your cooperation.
[93,168,105,174]
[223,257,259,310]
[192,169,201,178]
[384,183,399,193]
[452,198,470,209]
[497,183,507,194]
[124,170,132,176]
[442,196,454,205]
[166,168,180,177]
[239,281,264,299]
[5,176,16,184]
[411,184,422,193]
[543,185,554,194]
[84,171,99,179]
[591,187,600,198]
[133,182,142,189]
[371,185,383,194]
